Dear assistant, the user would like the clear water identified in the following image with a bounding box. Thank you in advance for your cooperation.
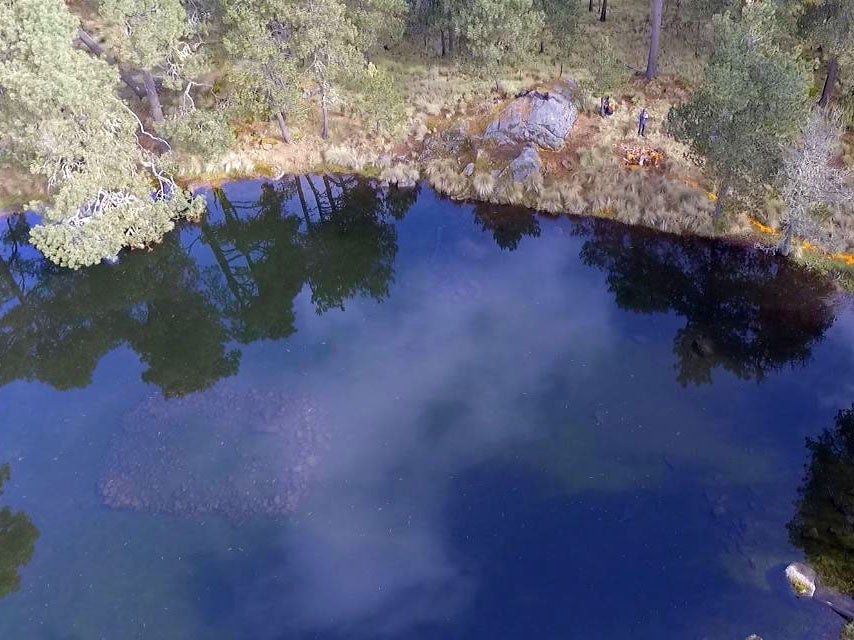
[0,176,852,639]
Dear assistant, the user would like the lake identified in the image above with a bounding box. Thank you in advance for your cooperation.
[0,176,852,639]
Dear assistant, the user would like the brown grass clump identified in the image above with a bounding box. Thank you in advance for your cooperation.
[379,163,420,186]
[473,172,496,199]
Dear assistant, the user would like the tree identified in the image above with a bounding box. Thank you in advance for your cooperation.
[287,0,363,139]
[645,0,664,79]
[0,0,204,269]
[794,0,854,107]
[0,464,39,602]
[451,0,544,77]
[789,404,854,595]
[357,63,407,135]
[98,0,196,123]
[222,0,307,143]
[537,0,579,56]
[668,2,810,218]
[587,35,628,95]
[600,0,608,21]
[777,109,853,255]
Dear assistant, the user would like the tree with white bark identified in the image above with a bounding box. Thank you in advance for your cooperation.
[777,108,853,255]
[0,0,203,269]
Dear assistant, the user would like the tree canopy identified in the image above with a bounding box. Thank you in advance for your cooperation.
[668,2,810,215]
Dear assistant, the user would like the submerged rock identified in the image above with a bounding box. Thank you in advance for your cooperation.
[786,562,817,597]
[99,382,329,522]
[485,81,579,151]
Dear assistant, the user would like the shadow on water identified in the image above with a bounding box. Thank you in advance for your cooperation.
[573,217,838,385]
[789,403,854,596]
[0,179,839,395]
[0,464,39,602]
[0,175,406,397]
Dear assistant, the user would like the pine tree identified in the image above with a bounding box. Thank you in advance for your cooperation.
[287,0,363,139]
[99,0,194,122]
[222,0,306,143]
[667,1,810,217]
[0,0,203,269]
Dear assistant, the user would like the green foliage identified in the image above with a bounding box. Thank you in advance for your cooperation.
[450,0,545,74]
[357,63,407,134]
[539,0,579,55]
[159,108,236,157]
[0,0,205,269]
[99,0,190,71]
[789,404,854,595]
[794,0,854,57]
[0,464,39,602]
[586,35,628,94]
[668,1,810,201]
[287,0,364,137]
[345,0,408,52]
[222,0,307,137]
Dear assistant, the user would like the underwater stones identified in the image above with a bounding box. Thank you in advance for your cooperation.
[484,81,579,151]
[99,383,329,522]
[786,562,817,597]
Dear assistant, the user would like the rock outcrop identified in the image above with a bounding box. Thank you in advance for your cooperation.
[485,81,579,151]
[507,145,542,183]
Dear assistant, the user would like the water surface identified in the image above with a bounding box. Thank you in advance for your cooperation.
[1,177,852,639]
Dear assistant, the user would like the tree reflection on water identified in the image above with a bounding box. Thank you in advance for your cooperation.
[575,218,837,385]
[0,464,38,602]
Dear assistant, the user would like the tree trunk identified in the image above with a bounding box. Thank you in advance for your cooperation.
[77,29,146,100]
[645,0,663,79]
[818,56,840,108]
[589,0,594,12]
[448,30,453,54]
[320,90,330,140]
[276,111,293,143]
[295,177,313,228]
[779,223,795,256]
[142,69,164,123]
[441,30,446,57]
[600,0,608,22]
[713,174,730,219]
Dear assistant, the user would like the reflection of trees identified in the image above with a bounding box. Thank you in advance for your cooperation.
[789,405,854,595]
[0,464,39,601]
[0,231,239,396]
[473,203,541,251]
[576,219,836,385]
[0,175,410,396]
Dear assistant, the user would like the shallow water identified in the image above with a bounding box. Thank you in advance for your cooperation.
[0,176,852,639]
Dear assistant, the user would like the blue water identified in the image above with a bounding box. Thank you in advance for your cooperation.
[0,177,851,639]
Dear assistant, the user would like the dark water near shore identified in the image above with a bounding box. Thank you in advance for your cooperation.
[1,177,853,639]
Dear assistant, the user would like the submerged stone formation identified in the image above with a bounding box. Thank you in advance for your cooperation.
[99,383,328,521]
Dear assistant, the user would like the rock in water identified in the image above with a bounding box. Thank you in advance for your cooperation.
[508,146,542,183]
[99,382,329,522]
[485,81,579,150]
[786,562,817,597]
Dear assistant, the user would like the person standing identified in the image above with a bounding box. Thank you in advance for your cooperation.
[638,108,649,136]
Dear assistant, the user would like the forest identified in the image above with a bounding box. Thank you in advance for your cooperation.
[0,0,853,272]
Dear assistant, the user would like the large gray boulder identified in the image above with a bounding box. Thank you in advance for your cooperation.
[508,145,542,183]
[485,81,579,150]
